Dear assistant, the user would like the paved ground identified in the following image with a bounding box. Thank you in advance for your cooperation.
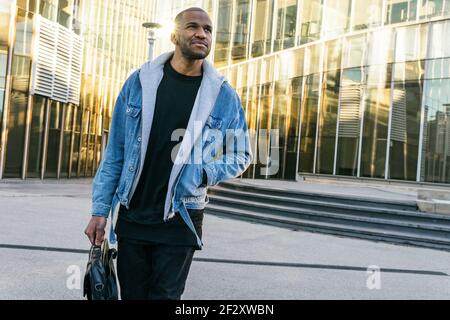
[0,179,450,299]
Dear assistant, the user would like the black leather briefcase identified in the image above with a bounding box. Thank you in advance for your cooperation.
[83,241,118,300]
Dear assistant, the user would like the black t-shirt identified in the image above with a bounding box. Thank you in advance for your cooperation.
[116,60,203,247]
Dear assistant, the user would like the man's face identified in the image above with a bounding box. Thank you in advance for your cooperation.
[172,11,213,60]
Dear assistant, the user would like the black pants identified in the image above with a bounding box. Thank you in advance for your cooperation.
[117,238,196,300]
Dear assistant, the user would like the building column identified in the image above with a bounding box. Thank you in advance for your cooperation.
[0,2,17,179]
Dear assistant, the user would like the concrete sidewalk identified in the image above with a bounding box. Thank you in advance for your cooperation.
[0,179,450,299]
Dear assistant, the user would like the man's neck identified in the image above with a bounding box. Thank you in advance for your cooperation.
[169,51,203,77]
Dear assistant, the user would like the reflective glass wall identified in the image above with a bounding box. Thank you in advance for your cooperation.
[0,0,155,179]
[214,0,450,184]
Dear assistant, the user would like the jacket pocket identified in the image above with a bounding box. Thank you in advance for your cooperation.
[203,115,224,163]
[205,114,223,129]
[125,104,141,118]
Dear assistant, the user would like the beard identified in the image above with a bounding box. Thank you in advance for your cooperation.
[179,38,211,60]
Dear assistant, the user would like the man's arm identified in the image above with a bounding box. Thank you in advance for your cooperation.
[202,93,253,186]
[85,72,135,244]
[90,86,127,217]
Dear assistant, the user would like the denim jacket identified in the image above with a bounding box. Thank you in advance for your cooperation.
[91,52,253,248]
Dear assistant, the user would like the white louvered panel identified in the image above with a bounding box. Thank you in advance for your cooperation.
[338,85,361,138]
[391,89,407,143]
[31,16,82,106]
[53,26,72,102]
[32,17,57,97]
[68,36,83,105]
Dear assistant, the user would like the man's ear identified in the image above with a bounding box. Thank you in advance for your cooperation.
[171,32,178,46]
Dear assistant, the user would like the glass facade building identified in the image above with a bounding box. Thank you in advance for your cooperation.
[1,0,450,186]
[201,0,450,184]
[0,0,157,179]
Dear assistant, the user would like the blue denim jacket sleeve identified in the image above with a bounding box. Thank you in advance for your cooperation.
[90,74,131,217]
[203,91,253,186]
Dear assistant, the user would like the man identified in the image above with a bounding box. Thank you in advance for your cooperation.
[84,7,252,300]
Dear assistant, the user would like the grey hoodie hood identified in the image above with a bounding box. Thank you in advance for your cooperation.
[129,51,226,219]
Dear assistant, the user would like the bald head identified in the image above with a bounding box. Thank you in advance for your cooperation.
[170,7,213,60]
[174,7,209,30]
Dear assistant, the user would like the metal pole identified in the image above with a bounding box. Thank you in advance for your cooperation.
[147,29,156,61]
[142,22,162,61]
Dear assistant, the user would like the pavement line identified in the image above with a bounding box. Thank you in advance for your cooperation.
[193,258,449,276]
[0,244,89,254]
[1,244,447,277]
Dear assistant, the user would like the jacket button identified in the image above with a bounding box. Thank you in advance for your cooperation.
[126,108,131,113]
[129,166,134,172]
[137,137,142,142]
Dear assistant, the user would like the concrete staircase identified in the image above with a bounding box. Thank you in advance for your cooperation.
[206,181,450,251]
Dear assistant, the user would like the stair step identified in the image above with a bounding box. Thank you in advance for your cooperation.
[206,203,450,251]
[218,181,417,211]
[208,194,450,236]
[209,186,450,226]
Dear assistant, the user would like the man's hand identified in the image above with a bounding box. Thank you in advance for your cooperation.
[84,216,107,246]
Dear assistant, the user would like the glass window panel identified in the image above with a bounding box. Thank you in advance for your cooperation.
[389,80,422,180]
[72,0,82,35]
[305,43,322,75]
[284,76,303,179]
[27,96,46,178]
[316,70,339,174]
[276,48,304,80]
[324,39,342,72]
[39,0,58,21]
[367,28,395,66]
[271,79,291,178]
[394,60,425,81]
[419,0,445,18]
[4,90,27,178]
[61,104,73,177]
[421,78,450,183]
[231,0,251,62]
[79,110,89,176]
[0,52,7,116]
[429,20,450,59]
[17,0,36,12]
[352,0,383,30]
[255,83,274,178]
[58,0,73,28]
[86,113,96,176]
[445,0,450,15]
[343,35,366,69]
[14,8,33,56]
[274,0,297,51]
[336,67,363,176]
[242,83,259,179]
[298,73,320,173]
[360,73,391,178]
[214,0,232,66]
[45,101,61,178]
[71,107,81,177]
[11,55,31,92]
[229,66,238,88]
[322,0,351,38]
[260,56,275,84]
[395,24,427,63]
[0,2,11,51]
[386,0,418,24]
[300,0,323,44]
[425,57,450,79]
[236,64,248,89]
[95,134,102,172]
[251,0,274,58]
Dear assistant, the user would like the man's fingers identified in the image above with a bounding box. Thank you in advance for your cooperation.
[95,227,105,246]
[85,228,95,245]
